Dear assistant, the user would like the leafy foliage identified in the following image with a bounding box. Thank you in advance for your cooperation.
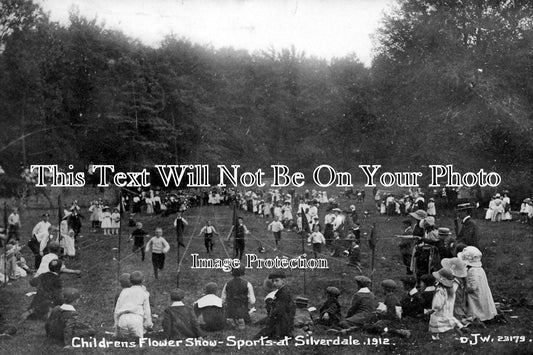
[0,0,532,195]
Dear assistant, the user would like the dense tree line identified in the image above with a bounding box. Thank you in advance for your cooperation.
[1,0,532,195]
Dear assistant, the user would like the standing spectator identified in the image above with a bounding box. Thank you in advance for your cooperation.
[30,213,51,269]
[7,207,21,242]
[67,209,83,240]
[173,211,188,247]
[427,198,436,217]
[307,224,326,259]
[458,246,497,322]
[455,203,481,249]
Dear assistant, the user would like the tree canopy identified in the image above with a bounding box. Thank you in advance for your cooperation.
[1,0,532,194]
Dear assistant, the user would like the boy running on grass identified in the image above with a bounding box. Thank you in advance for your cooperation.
[129,222,148,261]
[145,228,170,279]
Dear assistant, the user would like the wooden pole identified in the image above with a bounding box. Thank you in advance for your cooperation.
[3,202,7,286]
[57,195,62,244]
[176,241,180,288]
[370,223,376,292]
[301,230,306,295]
[117,191,122,282]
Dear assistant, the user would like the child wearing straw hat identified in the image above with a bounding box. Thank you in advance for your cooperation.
[429,268,465,339]
[441,258,469,324]
[458,246,497,322]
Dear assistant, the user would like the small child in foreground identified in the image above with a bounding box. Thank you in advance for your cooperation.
[366,279,411,338]
[319,287,342,327]
[162,289,203,339]
[194,282,225,332]
[45,288,95,347]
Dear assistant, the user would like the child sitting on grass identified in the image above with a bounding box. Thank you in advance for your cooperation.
[318,287,341,327]
[400,275,423,318]
[162,289,203,339]
[194,282,225,332]
[24,259,64,320]
[222,266,255,330]
[45,288,96,347]
[366,280,411,338]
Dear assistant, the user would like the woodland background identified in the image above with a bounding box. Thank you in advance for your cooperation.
[1,0,533,195]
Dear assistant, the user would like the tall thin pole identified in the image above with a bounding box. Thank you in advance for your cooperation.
[370,223,376,292]
[176,241,180,288]
[117,191,122,281]
[57,195,62,243]
[301,230,306,295]
[3,202,7,286]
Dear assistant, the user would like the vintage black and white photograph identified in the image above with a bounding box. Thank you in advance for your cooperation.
[0,0,532,354]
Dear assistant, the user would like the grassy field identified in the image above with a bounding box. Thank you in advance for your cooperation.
[1,188,533,355]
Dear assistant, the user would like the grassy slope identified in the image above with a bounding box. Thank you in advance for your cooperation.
[1,189,532,355]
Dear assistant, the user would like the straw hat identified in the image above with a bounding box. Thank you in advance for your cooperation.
[441,257,467,278]
[438,228,451,237]
[409,210,427,220]
[456,203,474,211]
[432,268,455,288]
[457,246,482,267]
[268,271,286,279]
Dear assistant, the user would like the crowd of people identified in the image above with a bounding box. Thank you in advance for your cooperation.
[0,185,520,348]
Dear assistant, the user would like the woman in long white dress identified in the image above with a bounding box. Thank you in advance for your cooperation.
[485,197,495,220]
[60,218,76,257]
[491,198,504,222]
[502,193,512,221]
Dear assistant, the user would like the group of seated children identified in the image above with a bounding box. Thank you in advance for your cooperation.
[22,243,497,346]
[323,247,498,340]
